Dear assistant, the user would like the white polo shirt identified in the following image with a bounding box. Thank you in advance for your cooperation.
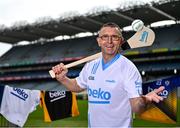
[76,53,142,128]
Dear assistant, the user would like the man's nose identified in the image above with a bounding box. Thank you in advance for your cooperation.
[108,37,113,43]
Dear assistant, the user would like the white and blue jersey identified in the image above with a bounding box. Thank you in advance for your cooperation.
[76,53,142,127]
[0,85,40,127]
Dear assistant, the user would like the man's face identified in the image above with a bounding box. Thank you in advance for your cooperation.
[97,26,122,56]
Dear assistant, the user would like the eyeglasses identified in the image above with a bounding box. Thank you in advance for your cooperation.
[99,35,121,41]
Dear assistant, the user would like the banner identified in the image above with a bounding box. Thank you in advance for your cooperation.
[138,75,180,124]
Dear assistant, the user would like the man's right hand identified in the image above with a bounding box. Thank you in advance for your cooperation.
[52,63,68,82]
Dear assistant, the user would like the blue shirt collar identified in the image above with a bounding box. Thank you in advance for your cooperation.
[102,53,121,70]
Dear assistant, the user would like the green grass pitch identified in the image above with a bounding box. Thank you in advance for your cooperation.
[24,99,180,127]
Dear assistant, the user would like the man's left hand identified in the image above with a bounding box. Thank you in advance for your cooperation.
[144,86,165,103]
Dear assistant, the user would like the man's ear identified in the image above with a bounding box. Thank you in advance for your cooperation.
[97,37,101,47]
[121,37,124,44]
[98,43,101,47]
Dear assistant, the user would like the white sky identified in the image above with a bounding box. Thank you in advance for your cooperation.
[0,0,175,56]
[2,0,145,27]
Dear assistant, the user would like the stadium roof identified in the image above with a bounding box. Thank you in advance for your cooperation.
[0,0,179,44]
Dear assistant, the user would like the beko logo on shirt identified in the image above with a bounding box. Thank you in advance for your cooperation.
[49,91,66,102]
[88,87,111,104]
[10,87,29,101]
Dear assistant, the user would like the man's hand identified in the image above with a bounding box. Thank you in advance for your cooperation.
[52,63,84,93]
[52,63,68,82]
[130,86,165,114]
[144,86,165,103]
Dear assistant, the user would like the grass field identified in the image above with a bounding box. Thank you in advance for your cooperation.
[24,99,180,127]
[25,100,88,127]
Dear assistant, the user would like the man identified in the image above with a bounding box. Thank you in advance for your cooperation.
[52,23,164,127]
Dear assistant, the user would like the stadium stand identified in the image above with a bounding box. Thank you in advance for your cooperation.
[0,36,99,66]
[0,24,180,90]
[152,24,180,48]
[0,0,179,92]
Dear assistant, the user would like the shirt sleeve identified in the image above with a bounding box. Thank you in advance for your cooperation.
[124,64,142,98]
[76,63,89,89]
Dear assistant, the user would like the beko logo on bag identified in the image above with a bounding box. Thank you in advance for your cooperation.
[49,91,66,102]
[88,87,111,104]
[10,87,29,101]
